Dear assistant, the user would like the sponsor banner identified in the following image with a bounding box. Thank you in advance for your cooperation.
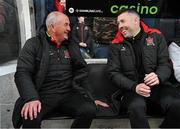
[66,0,179,18]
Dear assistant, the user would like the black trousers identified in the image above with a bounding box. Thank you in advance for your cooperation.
[121,84,180,128]
[22,89,96,128]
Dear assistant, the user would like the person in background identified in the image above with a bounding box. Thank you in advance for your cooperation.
[0,0,20,63]
[54,0,77,29]
[169,38,180,83]
[33,0,55,30]
[71,16,95,59]
[0,2,5,33]
[107,9,180,128]
[93,17,117,58]
[54,0,65,13]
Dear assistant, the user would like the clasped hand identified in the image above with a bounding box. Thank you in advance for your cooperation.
[136,72,159,97]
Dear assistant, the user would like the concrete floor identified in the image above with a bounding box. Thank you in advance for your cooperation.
[42,118,163,129]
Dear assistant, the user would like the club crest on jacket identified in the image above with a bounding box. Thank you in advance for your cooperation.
[146,37,155,46]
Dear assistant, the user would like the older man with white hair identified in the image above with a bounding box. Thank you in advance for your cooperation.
[12,11,97,129]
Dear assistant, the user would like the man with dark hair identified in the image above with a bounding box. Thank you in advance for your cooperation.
[12,11,97,129]
[108,9,180,128]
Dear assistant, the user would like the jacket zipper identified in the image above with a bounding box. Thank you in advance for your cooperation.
[125,40,139,81]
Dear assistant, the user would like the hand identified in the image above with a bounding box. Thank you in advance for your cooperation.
[95,100,109,108]
[144,72,159,87]
[135,83,151,97]
[79,42,87,47]
[21,100,41,120]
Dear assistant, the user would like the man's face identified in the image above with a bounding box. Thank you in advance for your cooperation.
[53,15,70,42]
[60,0,66,10]
[117,12,137,38]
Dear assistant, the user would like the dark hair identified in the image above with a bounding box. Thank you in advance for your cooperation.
[117,9,140,19]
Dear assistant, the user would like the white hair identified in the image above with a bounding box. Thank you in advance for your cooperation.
[45,11,64,28]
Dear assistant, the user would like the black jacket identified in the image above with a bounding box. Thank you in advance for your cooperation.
[12,27,92,128]
[107,21,172,92]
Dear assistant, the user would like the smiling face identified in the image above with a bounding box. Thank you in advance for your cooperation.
[48,13,71,43]
[117,12,140,38]
[53,15,70,42]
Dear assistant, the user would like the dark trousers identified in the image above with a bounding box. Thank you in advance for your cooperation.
[121,84,180,128]
[22,89,96,128]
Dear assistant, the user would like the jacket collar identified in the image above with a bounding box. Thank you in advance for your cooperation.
[112,21,161,44]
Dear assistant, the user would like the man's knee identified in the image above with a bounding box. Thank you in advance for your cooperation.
[161,95,180,109]
[128,100,146,115]
[169,99,180,113]
[22,115,42,128]
[76,102,96,118]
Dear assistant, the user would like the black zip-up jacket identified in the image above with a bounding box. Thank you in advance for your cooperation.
[107,21,172,92]
[12,27,92,128]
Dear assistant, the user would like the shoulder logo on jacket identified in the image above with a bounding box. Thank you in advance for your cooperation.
[146,37,155,46]
[64,50,71,58]
[121,46,126,51]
